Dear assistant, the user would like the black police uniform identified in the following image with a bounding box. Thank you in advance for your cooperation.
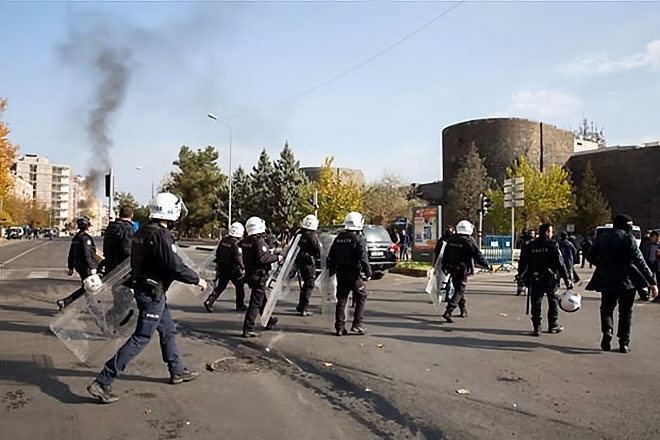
[102,218,136,318]
[241,233,279,336]
[103,218,134,273]
[94,221,200,390]
[327,230,372,335]
[517,236,570,334]
[58,229,98,308]
[204,235,247,312]
[441,234,490,322]
[295,228,322,315]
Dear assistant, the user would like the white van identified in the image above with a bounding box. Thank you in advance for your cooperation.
[595,223,642,247]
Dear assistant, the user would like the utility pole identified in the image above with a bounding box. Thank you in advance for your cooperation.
[504,177,525,267]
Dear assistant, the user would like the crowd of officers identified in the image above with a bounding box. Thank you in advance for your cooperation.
[61,191,658,404]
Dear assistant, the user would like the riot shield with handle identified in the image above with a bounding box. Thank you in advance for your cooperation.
[260,234,302,327]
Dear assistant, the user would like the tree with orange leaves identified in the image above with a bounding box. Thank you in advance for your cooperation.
[1,98,20,219]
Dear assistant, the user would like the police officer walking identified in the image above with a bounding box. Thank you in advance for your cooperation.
[102,206,136,323]
[86,193,207,404]
[295,214,322,317]
[241,216,282,338]
[57,216,98,311]
[102,206,134,274]
[327,212,372,336]
[517,224,572,337]
[440,220,491,323]
[204,222,247,312]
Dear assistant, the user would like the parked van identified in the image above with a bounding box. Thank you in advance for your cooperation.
[595,223,642,247]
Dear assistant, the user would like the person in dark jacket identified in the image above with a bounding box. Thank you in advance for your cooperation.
[518,224,572,336]
[440,220,491,323]
[102,206,134,274]
[580,236,593,268]
[558,231,580,283]
[295,214,322,316]
[87,193,206,404]
[57,216,98,310]
[639,230,659,299]
[586,214,658,353]
[328,212,372,336]
[241,216,283,338]
[204,222,247,312]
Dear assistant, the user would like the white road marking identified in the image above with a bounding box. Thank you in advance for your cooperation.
[0,241,52,266]
[27,271,49,279]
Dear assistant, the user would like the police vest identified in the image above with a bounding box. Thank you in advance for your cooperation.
[131,222,162,281]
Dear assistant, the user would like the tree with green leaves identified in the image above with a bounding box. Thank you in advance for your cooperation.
[272,142,310,230]
[316,156,364,226]
[248,149,277,228]
[574,161,611,236]
[168,145,226,238]
[114,191,139,210]
[363,172,415,226]
[229,166,254,224]
[445,142,490,225]
[484,156,575,233]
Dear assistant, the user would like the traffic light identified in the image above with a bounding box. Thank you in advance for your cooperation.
[104,171,113,198]
[481,194,492,215]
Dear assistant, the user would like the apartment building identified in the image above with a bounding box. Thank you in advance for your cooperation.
[10,174,33,200]
[13,154,71,228]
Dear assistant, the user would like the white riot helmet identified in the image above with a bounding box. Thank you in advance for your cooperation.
[559,290,582,313]
[344,212,364,231]
[456,220,474,236]
[229,222,245,238]
[301,214,319,231]
[246,216,266,236]
[83,274,103,294]
[149,193,188,222]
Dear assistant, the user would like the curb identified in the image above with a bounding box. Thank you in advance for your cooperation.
[389,267,429,278]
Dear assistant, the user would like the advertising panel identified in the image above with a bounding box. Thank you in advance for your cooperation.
[412,206,441,262]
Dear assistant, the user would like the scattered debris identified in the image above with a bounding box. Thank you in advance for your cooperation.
[265,347,271,353]
[322,362,333,367]
[377,344,385,348]
[144,409,152,415]
[425,368,430,372]
[365,388,372,392]
[499,313,508,317]
[359,343,364,347]
[513,403,517,408]
[456,388,471,395]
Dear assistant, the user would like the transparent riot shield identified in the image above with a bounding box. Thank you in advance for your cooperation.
[49,260,137,365]
[316,233,337,316]
[167,246,211,300]
[260,234,302,327]
[425,241,450,309]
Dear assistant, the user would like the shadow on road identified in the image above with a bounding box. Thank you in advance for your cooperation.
[374,333,603,355]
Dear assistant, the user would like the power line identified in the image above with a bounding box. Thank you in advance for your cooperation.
[226,1,465,120]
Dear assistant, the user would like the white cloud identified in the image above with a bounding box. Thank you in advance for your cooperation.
[558,39,660,76]
[494,89,582,120]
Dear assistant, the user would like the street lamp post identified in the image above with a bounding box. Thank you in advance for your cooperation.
[207,113,232,226]
[135,166,155,200]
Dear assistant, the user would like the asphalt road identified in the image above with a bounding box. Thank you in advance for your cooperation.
[1,238,659,440]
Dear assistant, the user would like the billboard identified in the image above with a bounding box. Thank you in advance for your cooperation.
[412,206,442,262]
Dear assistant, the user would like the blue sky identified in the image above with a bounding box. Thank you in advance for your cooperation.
[2,0,659,205]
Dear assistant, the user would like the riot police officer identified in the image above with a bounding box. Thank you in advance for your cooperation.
[86,193,207,404]
[517,223,572,337]
[295,214,322,317]
[204,222,247,312]
[102,206,134,274]
[241,216,282,338]
[56,216,98,311]
[441,220,491,323]
[327,212,372,336]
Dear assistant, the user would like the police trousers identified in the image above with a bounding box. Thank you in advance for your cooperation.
[296,263,316,311]
[335,276,367,331]
[530,281,559,329]
[444,272,467,314]
[210,269,246,308]
[600,289,636,345]
[60,270,89,306]
[97,292,184,386]
[243,272,268,333]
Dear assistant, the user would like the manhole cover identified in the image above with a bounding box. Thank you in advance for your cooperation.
[206,356,270,374]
